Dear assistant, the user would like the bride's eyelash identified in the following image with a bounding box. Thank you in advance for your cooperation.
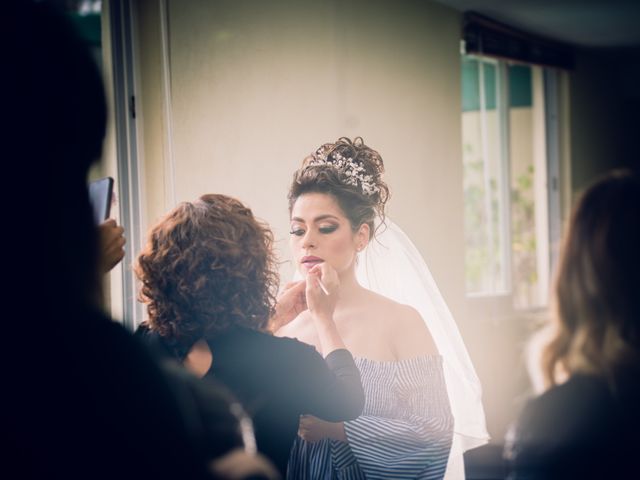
[319,225,338,234]
[289,225,338,236]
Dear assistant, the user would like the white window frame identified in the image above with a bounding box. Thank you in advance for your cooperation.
[105,0,144,329]
[462,54,564,311]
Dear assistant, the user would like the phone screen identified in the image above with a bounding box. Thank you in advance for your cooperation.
[88,177,114,224]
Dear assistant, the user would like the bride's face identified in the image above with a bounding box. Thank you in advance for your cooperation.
[289,192,367,277]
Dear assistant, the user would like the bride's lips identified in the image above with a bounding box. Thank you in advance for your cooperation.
[301,255,324,270]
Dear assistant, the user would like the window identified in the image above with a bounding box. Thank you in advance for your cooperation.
[462,55,556,309]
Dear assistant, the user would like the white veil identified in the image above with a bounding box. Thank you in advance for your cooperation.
[355,218,489,477]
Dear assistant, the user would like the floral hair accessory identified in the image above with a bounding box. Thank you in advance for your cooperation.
[308,148,380,196]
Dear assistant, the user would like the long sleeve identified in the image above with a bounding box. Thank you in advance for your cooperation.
[294,347,366,421]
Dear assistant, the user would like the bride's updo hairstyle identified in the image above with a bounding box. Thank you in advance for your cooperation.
[288,137,390,239]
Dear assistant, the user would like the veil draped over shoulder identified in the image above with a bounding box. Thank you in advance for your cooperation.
[355,219,489,477]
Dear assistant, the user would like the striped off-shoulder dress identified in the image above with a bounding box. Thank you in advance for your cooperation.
[287,355,454,480]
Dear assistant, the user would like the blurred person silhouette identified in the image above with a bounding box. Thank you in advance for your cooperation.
[134,193,366,477]
[504,170,640,479]
[2,1,277,478]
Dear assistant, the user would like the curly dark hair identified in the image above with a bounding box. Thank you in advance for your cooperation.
[288,137,390,239]
[135,194,279,350]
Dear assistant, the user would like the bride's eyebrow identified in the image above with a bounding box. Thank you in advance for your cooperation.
[291,214,339,223]
[313,214,339,223]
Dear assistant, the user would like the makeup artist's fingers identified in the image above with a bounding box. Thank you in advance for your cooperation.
[309,262,339,293]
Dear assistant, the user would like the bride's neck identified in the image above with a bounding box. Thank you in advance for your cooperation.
[337,267,366,303]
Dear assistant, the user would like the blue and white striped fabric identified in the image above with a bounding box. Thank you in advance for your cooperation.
[287,356,453,479]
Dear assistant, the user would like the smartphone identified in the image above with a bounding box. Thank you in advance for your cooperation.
[89,176,114,224]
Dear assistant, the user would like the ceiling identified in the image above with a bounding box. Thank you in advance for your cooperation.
[434,0,640,48]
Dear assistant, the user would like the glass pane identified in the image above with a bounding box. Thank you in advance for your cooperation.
[462,58,508,294]
[509,64,548,309]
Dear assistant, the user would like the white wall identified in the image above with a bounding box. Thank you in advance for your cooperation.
[137,0,466,320]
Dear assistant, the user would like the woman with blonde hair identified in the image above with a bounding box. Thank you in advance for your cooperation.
[505,170,640,479]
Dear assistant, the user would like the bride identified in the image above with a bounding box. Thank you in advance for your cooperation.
[275,137,488,479]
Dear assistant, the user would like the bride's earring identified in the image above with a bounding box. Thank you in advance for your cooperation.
[354,245,363,267]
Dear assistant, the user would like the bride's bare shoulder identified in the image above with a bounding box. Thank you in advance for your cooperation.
[361,289,414,317]
[362,290,438,357]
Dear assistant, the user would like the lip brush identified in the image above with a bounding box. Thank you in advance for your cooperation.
[317,278,330,295]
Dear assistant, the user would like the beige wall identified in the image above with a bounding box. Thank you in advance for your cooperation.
[136,0,466,320]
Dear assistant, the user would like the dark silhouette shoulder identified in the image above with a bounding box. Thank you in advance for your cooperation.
[505,374,640,479]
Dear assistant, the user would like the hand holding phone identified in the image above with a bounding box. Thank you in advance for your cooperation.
[98,219,126,273]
